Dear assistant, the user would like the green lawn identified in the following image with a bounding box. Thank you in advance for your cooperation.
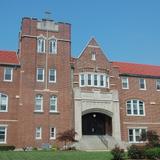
[0,151,113,160]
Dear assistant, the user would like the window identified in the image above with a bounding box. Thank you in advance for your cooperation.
[80,74,85,86]
[35,127,42,139]
[122,77,129,89]
[156,79,160,90]
[128,128,147,143]
[139,78,146,90]
[50,96,57,112]
[4,68,13,81]
[49,39,57,54]
[0,93,8,112]
[0,126,7,144]
[37,38,45,53]
[49,69,56,83]
[126,100,145,116]
[50,127,56,139]
[94,75,98,86]
[88,74,92,85]
[91,52,96,60]
[100,75,104,87]
[37,68,44,82]
[35,95,43,112]
[80,73,108,88]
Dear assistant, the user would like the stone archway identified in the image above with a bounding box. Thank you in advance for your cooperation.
[82,112,112,135]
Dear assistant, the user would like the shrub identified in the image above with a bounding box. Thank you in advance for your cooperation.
[58,129,77,150]
[127,145,146,159]
[145,147,160,160]
[0,145,15,151]
[111,146,125,160]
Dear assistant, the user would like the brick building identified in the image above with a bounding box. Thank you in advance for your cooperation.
[0,17,160,149]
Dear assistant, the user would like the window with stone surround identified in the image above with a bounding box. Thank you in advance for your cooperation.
[49,39,57,54]
[35,95,43,112]
[37,37,45,53]
[50,96,57,112]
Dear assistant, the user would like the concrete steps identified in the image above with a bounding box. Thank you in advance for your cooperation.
[73,135,129,151]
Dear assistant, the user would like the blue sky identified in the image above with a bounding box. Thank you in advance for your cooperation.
[0,0,160,65]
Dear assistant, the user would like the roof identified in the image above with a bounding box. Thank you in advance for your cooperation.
[112,61,160,77]
[0,50,20,66]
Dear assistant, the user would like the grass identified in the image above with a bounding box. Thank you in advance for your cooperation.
[0,150,113,160]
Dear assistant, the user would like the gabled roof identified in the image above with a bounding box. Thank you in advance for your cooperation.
[112,61,160,77]
[0,50,20,66]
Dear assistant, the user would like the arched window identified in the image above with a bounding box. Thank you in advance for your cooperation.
[126,99,145,116]
[50,96,57,112]
[49,39,57,54]
[35,95,43,112]
[0,93,8,112]
[37,37,45,53]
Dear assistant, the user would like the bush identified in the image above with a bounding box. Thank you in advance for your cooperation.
[0,145,15,151]
[111,146,125,160]
[127,145,146,159]
[145,147,160,160]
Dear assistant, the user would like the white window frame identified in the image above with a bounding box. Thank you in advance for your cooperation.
[37,37,45,53]
[49,38,57,54]
[139,78,146,90]
[122,77,129,89]
[126,99,145,116]
[50,127,56,140]
[35,95,43,112]
[156,79,160,91]
[79,72,109,88]
[35,127,42,140]
[0,93,8,112]
[50,96,57,112]
[37,68,44,82]
[128,128,147,143]
[49,69,56,83]
[4,68,13,82]
[0,125,7,144]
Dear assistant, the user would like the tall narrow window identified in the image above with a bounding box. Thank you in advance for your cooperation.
[156,79,160,90]
[139,78,146,90]
[122,77,129,89]
[88,74,92,85]
[37,68,44,82]
[37,38,45,53]
[0,93,8,112]
[49,69,56,83]
[100,75,104,87]
[4,68,13,81]
[94,75,98,86]
[80,74,85,86]
[50,96,57,112]
[50,127,56,139]
[106,76,109,88]
[35,95,43,112]
[49,39,57,54]
[0,126,7,144]
[35,127,42,139]
[91,52,96,60]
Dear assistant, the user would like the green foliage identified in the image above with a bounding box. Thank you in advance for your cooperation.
[111,146,125,160]
[145,147,160,160]
[127,145,146,159]
[0,145,15,151]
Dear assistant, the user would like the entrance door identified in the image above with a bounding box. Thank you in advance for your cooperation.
[82,112,106,135]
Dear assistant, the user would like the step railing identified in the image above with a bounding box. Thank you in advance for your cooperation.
[98,135,108,149]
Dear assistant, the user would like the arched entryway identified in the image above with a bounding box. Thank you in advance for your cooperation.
[82,112,112,135]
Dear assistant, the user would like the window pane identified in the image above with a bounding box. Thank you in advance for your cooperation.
[127,101,132,114]
[5,68,12,80]
[139,79,145,89]
[156,80,160,90]
[0,127,5,142]
[49,39,56,54]
[94,75,97,86]
[133,100,138,114]
[0,94,7,111]
[37,38,45,53]
[100,75,104,86]
[50,96,57,111]
[81,74,84,86]
[35,95,43,111]
[122,77,128,89]
[88,74,91,85]
[37,68,44,81]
